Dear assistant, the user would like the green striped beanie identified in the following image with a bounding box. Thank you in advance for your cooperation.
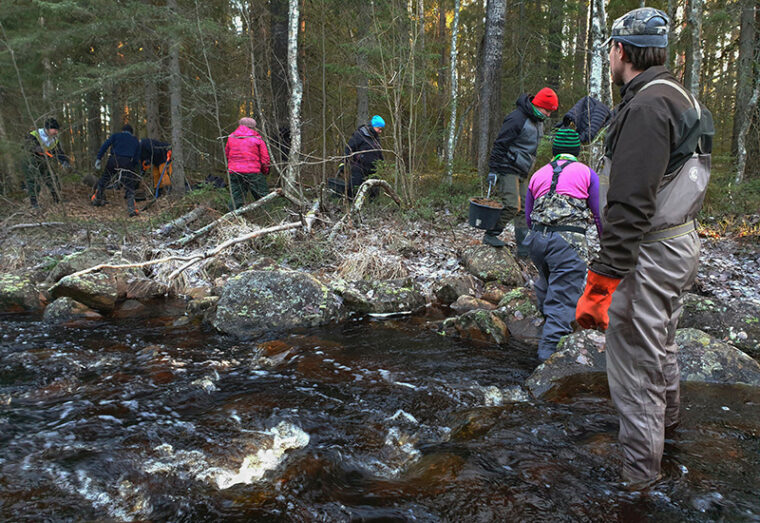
[552,128,582,156]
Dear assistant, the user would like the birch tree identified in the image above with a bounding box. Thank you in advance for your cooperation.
[283,0,303,201]
[685,0,703,96]
[444,0,461,184]
[588,0,608,162]
[476,0,506,179]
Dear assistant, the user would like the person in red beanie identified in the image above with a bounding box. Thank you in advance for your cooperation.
[485,87,558,254]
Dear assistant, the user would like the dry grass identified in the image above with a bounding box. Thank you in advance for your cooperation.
[337,245,408,281]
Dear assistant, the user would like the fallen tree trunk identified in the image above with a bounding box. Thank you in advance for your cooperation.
[171,189,282,247]
[168,221,302,280]
[169,198,321,280]
[7,221,66,231]
[329,179,401,239]
[153,206,208,237]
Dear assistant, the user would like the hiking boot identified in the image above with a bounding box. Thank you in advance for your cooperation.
[90,193,106,206]
[483,232,506,247]
[128,209,139,218]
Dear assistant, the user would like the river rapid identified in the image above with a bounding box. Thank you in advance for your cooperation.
[1,307,759,522]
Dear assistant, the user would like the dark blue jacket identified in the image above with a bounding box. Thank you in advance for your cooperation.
[559,96,611,144]
[97,132,140,165]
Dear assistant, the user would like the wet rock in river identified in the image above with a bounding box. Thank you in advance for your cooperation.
[49,271,120,311]
[440,309,509,345]
[461,245,522,286]
[526,328,760,399]
[211,269,344,337]
[449,295,497,313]
[0,273,42,312]
[187,296,219,320]
[43,297,102,324]
[481,281,511,305]
[46,247,112,283]
[337,278,426,315]
[680,293,760,359]
[433,275,482,306]
[494,287,544,346]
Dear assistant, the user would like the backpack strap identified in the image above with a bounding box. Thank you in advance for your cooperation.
[638,79,704,151]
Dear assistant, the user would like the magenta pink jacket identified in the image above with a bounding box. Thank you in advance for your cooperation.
[225,125,270,174]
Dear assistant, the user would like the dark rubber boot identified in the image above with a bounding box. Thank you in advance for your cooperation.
[483,232,506,247]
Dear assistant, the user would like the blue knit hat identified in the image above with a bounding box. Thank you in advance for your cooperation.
[371,115,385,128]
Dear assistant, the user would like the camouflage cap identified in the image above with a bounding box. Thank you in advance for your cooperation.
[604,7,669,48]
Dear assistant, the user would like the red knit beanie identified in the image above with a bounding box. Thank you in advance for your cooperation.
[532,88,559,112]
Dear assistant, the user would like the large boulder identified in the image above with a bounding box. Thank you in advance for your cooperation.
[0,274,42,312]
[212,269,344,337]
[338,278,426,315]
[46,247,112,283]
[433,275,482,306]
[43,297,102,324]
[49,271,120,311]
[494,287,544,346]
[526,328,760,399]
[440,309,510,345]
[461,245,522,286]
[680,293,760,359]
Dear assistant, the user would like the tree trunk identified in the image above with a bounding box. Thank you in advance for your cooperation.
[572,0,589,97]
[546,0,564,90]
[356,7,370,127]
[110,83,123,133]
[144,45,161,139]
[444,0,461,184]
[732,1,757,155]
[86,90,101,160]
[685,0,703,96]
[0,101,14,195]
[667,0,676,71]
[284,0,303,201]
[167,0,187,195]
[270,0,289,151]
[476,0,506,179]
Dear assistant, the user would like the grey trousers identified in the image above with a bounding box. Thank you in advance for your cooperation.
[605,231,700,483]
[526,231,587,360]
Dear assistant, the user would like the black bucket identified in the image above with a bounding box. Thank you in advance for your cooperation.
[468,198,504,230]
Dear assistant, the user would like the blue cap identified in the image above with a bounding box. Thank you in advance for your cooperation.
[371,115,385,128]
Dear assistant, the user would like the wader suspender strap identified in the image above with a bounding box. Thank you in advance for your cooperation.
[533,159,586,235]
[638,79,703,151]
[549,159,574,195]
[637,79,702,243]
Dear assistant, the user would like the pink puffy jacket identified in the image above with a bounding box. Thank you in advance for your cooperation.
[225,125,271,174]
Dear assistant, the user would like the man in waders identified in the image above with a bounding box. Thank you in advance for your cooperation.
[140,138,172,197]
[575,8,714,487]
[485,88,558,255]
[25,118,71,208]
[523,128,602,361]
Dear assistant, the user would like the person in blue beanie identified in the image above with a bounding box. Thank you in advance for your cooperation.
[343,115,385,195]
[91,124,142,216]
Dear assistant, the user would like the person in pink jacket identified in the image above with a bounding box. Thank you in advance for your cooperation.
[225,117,271,209]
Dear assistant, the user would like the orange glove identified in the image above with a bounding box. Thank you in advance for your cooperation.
[575,270,622,331]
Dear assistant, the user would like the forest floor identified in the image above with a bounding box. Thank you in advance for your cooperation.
[1,177,759,306]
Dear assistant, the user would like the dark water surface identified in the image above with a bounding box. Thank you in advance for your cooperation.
[1,308,758,522]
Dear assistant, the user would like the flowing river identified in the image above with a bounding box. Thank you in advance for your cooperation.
[1,306,758,521]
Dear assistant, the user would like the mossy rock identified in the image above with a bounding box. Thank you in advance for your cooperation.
[49,271,120,311]
[461,245,522,286]
[494,287,543,346]
[526,328,760,400]
[680,293,760,359]
[440,309,510,345]
[211,269,344,338]
[46,247,112,283]
[433,275,482,306]
[0,273,42,312]
[43,297,102,324]
[338,278,426,315]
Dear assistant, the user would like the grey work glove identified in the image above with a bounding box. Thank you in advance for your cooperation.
[94,159,102,170]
